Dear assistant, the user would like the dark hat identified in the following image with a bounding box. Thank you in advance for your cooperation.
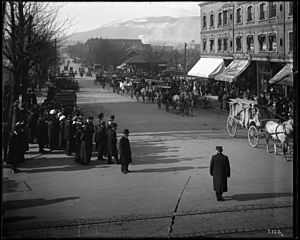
[216,146,223,151]
[110,115,115,120]
[123,129,129,134]
[98,113,104,118]
[88,116,93,120]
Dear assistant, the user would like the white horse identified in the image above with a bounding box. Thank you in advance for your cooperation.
[265,119,293,159]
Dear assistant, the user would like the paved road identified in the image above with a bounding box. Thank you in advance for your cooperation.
[2,76,294,238]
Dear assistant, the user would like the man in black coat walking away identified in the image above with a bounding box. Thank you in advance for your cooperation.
[119,129,132,174]
[209,146,230,201]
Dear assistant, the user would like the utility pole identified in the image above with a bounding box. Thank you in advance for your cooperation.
[184,42,187,75]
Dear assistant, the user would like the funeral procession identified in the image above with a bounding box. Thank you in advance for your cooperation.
[2,1,298,238]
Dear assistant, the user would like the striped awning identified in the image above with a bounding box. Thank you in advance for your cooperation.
[269,63,293,86]
[215,60,250,82]
[187,58,224,78]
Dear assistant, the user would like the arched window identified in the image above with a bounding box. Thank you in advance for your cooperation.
[223,38,228,51]
[209,38,215,52]
[268,33,277,51]
[236,8,242,23]
[236,36,242,52]
[289,2,293,16]
[223,10,228,25]
[210,14,214,27]
[258,34,267,51]
[247,6,254,22]
[202,38,207,51]
[269,2,276,18]
[259,3,266,20]
[218,38,222,51]
[218,12,222,26]
[246,35,254,52]
[203,15,207,28]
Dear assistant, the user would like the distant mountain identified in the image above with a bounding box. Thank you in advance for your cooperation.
[64,16,200,48]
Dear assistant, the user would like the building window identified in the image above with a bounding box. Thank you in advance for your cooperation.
[224,38,228,51]
[236,8,242,23]
[246,35,254,52]
[258,34,267,51]
[223,11,228,25]
[210,39,214,52]
[289,2,293,16]
[203,16,207,28]
[203,39,207,51]
[236,36,242,52]
[289,32,293,51]
[247,6,254,22]
[210,14,214,27]
[269,2,276,18]
[259,3,266,20]
[268,33,277,51]
[218,38,222,51]
[218,12,222,26]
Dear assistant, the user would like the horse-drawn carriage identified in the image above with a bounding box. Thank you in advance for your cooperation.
[226,98,293,159]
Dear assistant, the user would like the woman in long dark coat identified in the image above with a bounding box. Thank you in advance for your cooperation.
[209,146,231,201]
[36,113,48,153]
[7,123,24,173]
[74,121,83,163]
[119,129,132,174]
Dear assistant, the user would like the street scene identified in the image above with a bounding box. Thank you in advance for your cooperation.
[2,1,297,239]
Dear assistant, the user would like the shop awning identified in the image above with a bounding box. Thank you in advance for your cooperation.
[268,63,293,86]
[187,58,224,78]
[116,63,127,69]
[215,60,250,82]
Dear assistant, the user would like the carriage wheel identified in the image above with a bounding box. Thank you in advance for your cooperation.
[248,125,259,147]
[227,116,237,137]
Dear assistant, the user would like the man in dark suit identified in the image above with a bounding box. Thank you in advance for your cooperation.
[119,129,132,174]
[79,116,95,165]
[95,114,107,161]
[209,146,231,201]
[64,115,73,156]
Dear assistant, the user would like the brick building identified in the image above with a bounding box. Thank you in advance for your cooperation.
[190,1,293,96]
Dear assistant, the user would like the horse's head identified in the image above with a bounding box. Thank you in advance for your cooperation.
[283,119,293,136]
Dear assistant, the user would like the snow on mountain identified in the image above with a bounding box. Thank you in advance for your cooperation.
[64,16,200,47]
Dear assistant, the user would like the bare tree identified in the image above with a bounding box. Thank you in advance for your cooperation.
[2,1,73,131]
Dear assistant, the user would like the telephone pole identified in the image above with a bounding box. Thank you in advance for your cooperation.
[184,42,187,75]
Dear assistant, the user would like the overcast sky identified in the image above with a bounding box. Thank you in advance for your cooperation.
[59,2,200,34]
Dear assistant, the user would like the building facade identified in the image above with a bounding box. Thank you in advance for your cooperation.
[199,1,293,95]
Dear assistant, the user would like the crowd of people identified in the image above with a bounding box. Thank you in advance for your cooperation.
[3,87,133,174]
[99,72,293,121]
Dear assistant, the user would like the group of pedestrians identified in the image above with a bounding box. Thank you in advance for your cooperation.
[3,98,133,174]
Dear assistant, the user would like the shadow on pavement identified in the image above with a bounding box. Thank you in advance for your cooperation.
[22,160,113,173]
[3,196,80,210]
[3,216,37,223]
[132,141,207,165]
[224,192,293,201]
[130,166,195,173]
[3,178,19,193]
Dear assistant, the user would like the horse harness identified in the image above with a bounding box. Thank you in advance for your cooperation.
[269,122,292,138]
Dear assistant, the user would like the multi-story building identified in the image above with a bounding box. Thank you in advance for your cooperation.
[192,1,293,95]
